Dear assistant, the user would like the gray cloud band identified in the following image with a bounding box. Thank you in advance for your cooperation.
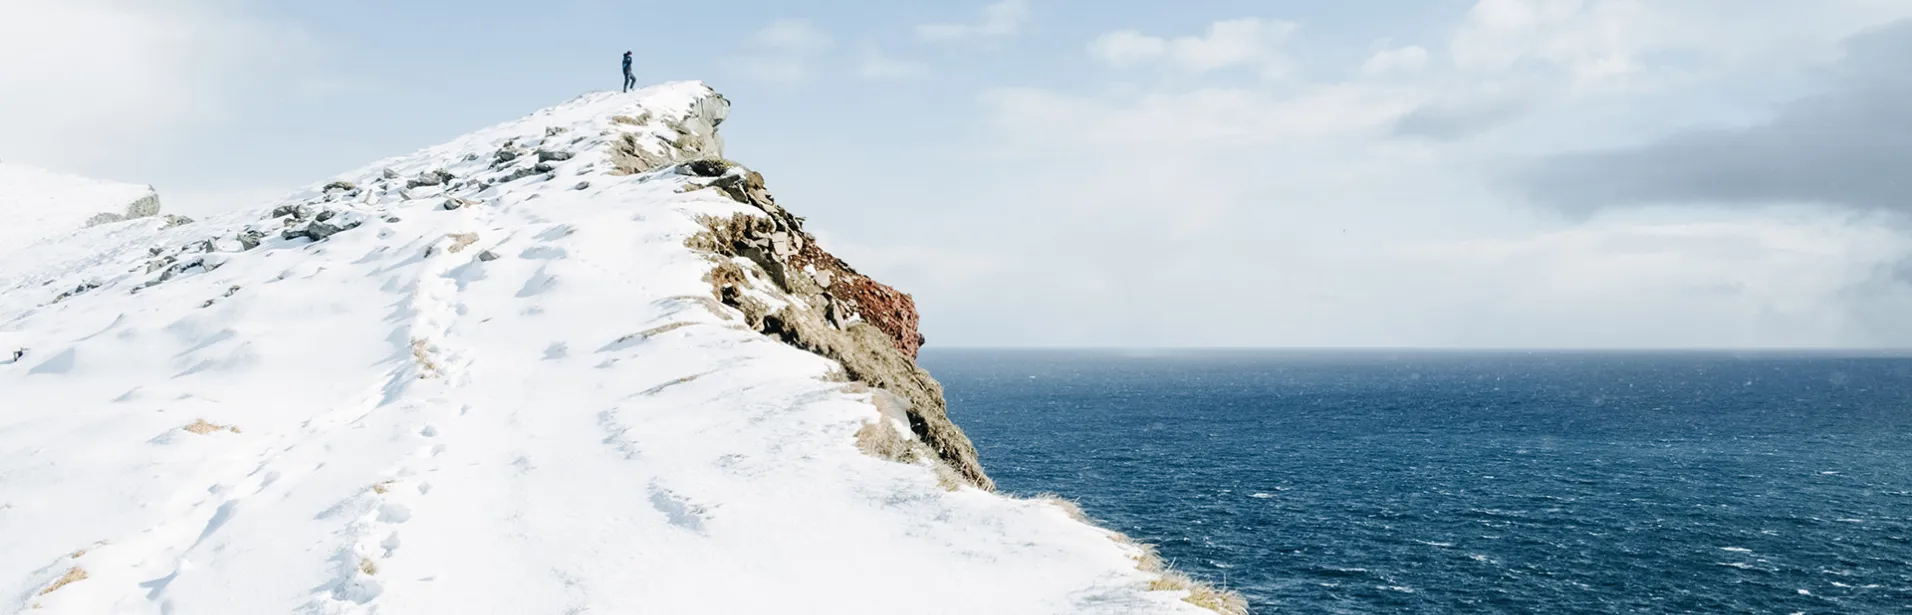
[1512,19,1912,213]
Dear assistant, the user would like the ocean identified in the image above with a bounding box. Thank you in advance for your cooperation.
[922,350,1912,614]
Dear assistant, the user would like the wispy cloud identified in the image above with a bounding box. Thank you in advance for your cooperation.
[857,51,928,80]
[1087,18,1298,78]
[730,19,833,85]
[918,0,1030,43]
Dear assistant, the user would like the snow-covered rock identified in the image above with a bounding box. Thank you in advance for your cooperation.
[0,164,170,260]
[0,82,1241,615]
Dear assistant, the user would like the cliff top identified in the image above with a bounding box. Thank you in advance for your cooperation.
[0,82,1240,615]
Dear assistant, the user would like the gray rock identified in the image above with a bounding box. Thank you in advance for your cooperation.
[382,168,400,179]
[406,169,455,189]
[573,181,591,190]
[282,218,360,242]
[537,150,574,163]
[681,158,730,177]
[499,163,556,184]
[124,193,162,219]
[545,126,568,137]
[477,250,500,262]
[322,180,357,192]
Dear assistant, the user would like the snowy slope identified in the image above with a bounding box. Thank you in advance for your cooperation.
[0,164,164,260]
[0,83,1231,614]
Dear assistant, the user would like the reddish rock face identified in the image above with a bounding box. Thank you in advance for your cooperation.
[790,242,926,359]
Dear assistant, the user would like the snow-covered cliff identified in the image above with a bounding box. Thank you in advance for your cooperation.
[0,82,1243,614]
[0,164,173,260]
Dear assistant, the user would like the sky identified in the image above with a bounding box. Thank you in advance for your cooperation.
[5,0,1912,348]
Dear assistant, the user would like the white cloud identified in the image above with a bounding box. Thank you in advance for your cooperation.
[1087,18,1298,78]
[857,52,928,80]
[731,20,833,85]
[754,19,833,53]
[1362,43,1430,75]
[856,2,1912,347]
[918,0,1030,43]
[0,0,316,170]
[983,83,1416,145]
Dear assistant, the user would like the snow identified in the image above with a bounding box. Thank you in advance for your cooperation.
[0,82,1210,614]
[0,163,157,260]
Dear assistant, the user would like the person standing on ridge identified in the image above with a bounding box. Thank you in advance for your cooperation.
[622,51,636,92]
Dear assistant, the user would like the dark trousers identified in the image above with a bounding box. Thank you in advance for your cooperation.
[623,71,635,92]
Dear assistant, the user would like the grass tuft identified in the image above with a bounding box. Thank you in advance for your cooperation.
[39,567,86,596]
[183,419,238,435]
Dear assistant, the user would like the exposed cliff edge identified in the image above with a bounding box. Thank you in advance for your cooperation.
[0,82,1241,614]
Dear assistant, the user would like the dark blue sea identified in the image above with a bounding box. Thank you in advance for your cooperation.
[923,350,1912,614]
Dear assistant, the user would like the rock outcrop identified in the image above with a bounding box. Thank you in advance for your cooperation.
[600,96,985,490]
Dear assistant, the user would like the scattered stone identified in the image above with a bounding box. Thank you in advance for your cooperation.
[384,216,402,224]
[381,168,400,179]
[573,181,590,190]
[499,163,555,184]
[536,150,574,163]
[144,256,176,273]
[680,158,730,178]
[494,147,521,165]
[477,250,500,262]
[236,230,264,251]
[160,214,195,228]
[52,282,101,303]
[283,219,359,242]
[268,204,305,220]
[441,198,475,211]
[315,210,336,222]
[463,153,480,162]
[322,180,357,192]
[544,126,568,137]
[405,169,455,189]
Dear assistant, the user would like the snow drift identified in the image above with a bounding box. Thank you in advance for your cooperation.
[0,82,1242,614]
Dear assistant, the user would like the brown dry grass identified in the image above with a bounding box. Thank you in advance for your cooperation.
[39,567,86,596]
[1094,516,1248,614]
[371,480,396,495]
[411,339,438,378]
[358,558,378,576]
[183,419,239,435]
[1148,570,1249,615]
[1032,493,1093,524]
[446,232,479,254]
